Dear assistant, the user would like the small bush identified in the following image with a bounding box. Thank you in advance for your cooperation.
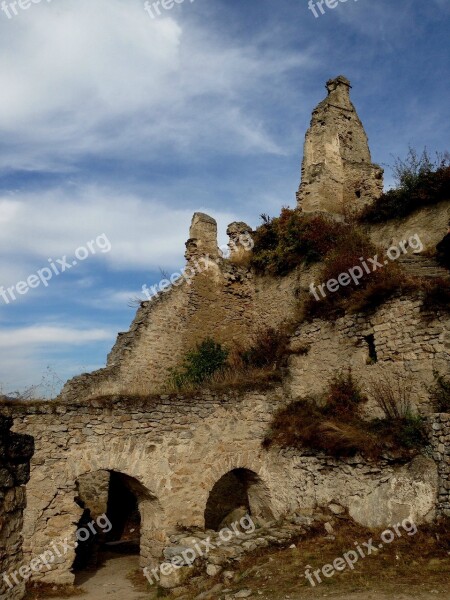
[421,277,450,313]
[303,225,410,320]
[323,369,367,417]
[250,209,348,276]
[169,338,229,389]
[240,328,289,369]
[264,372,379,458]
[430,373,450,412]
[264,370,427,459]
[369,415,428,451]
[368,373,413,420]
[361,148,450,223]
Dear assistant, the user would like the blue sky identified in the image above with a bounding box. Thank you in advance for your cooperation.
[0,0,449,395]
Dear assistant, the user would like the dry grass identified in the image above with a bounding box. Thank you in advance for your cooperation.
[367,372,413,420]
[264,371,427,460]
[182,518,450,600]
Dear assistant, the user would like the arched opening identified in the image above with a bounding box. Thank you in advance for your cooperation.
[204,468,274,531]
[72,470,158,588]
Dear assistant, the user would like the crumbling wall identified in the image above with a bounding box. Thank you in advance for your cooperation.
[367,201,450,254]
[0,416,34,600]
[297,75,383,214]
[429,413,450,518]
[59,214,305,401]
[288,294,450,415]
[2,389,441,586]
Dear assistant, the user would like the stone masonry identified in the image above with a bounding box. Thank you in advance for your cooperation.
[429,414,450,517]
[0,416,34,600]
[288,293,450,415]
[297,75,383,214]
[1,392,439,587]
[1,76,449,592]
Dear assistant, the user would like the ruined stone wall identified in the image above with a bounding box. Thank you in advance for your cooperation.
[297,76,383,215]
[288,294,450,415]
[429,413,450,518]
[1,389,441,587]
[0,416,34,600]
[59,220,305,401]
[366,200,450,254]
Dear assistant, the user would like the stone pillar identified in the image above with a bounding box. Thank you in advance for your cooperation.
[185,213,220,263]
[0,415,34,600]
[226,222,253,262]
[297,75,384,215]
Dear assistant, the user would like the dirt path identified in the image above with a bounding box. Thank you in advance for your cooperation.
[50,553,154,600]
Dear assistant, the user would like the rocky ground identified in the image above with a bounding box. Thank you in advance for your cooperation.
[26,517,450,600]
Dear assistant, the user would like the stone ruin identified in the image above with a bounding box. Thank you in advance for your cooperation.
[297,75,384,215]
[0,77,449,597]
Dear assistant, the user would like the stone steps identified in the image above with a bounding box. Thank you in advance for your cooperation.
[398,255,450,280]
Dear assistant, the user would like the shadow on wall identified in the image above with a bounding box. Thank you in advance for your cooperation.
[74,470,160,575]
[204,468,274,531]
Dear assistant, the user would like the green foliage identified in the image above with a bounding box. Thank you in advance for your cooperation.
[361,147,450,223]
[369,415,428,451]
[396,414,428,449]
[430,373,450,412]
[169,338,229,389]
[250,208,348,276]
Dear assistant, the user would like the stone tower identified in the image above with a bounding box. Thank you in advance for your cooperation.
[297,75,383,215]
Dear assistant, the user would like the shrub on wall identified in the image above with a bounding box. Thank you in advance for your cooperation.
[250,209,348,276]
[302,225,412,321]
[169,338,229,389]
[264,370,428,459]
[240,327,289,369]
[361,148,450,223]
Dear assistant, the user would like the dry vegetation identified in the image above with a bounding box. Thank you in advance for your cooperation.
[179,518,450,600]
[263,371,427,459]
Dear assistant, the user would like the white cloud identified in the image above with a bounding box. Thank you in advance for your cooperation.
[0,325,113,348]
[0,0,314,171]
[0,184,238,285]
[0,325,115,395]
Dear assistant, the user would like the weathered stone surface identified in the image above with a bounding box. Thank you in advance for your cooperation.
[1,388,444,586]
[0,416,34,600]
[297,75,383,215]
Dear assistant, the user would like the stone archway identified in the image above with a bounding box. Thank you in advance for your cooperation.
[73,469,164,574]
[204,467,274,531]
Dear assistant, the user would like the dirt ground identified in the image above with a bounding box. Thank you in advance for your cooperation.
[27,520,450,600]
[25,552,157,600]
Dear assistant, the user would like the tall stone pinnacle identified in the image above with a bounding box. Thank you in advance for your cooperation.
[297,76,383,215]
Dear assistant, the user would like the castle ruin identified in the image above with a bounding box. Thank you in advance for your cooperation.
[1,77,449,597]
